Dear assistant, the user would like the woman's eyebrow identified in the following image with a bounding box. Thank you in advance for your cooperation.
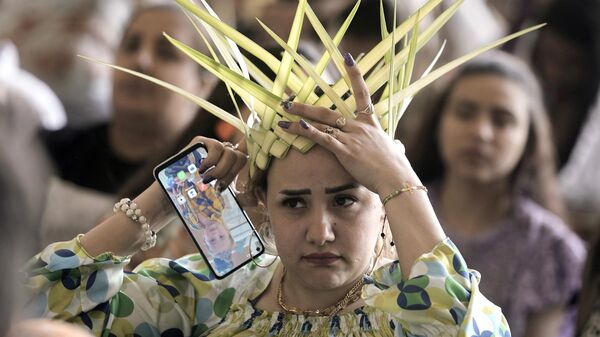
[325,183,358,194]
[279,183,358,196]
[279,188,311,196]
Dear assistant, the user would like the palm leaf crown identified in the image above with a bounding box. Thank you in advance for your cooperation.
[84,0,542,178]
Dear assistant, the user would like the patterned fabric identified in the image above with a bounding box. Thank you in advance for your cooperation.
[24,236,510,336]
[429,190,586,337]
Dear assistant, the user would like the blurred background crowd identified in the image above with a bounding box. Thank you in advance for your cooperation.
[0,0,598,336]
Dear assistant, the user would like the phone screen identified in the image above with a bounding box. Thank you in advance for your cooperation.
[154,143,264,279]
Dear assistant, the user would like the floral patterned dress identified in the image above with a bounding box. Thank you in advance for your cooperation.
[24,236,510,336]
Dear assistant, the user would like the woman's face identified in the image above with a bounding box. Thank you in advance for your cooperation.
[203,221,234,255]
[112,8,204,138]
[265,146,383,290]
[438,74,530,184]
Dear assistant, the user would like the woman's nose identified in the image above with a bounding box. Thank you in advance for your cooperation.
[305,210,336,246]
[470,116,494,142]
[132,47,154,72]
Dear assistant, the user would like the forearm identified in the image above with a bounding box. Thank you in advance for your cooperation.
[79,182,176,257]
[377,172,446,277]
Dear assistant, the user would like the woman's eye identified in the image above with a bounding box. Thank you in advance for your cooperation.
[454,107,475,120]
[281,198,306,209]
[334,196,357,207]
[120,35,140,53]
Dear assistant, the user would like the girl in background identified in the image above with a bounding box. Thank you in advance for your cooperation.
[409,51,586,337]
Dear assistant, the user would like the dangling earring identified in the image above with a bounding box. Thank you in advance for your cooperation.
[380,214,394,246]
[380,232,395,246]
[369,220,387,275]
[249,220,278,268]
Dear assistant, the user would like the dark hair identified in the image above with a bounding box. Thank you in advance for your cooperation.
[530,0,600,167]
[337,0,395,39]
[408,51,564,217]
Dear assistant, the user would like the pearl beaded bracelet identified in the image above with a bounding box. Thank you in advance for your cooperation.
[113,198,157,251]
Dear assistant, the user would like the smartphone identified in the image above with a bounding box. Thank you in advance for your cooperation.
[154,143,265,279]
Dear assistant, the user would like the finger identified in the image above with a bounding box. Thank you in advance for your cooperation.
[343,52,377,124]
[203,147,240,184]
[278,119,345,153]
[219,151,248,190]
[281,101,345,128]
[196,138,225,174]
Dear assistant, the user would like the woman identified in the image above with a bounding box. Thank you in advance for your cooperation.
[43,3,217,194]
[408,52,585,337]
[25,54,508,336]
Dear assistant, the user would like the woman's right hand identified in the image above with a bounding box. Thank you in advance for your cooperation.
[145,136,249,230]
[190,136,248,192]
[80,137,248,257]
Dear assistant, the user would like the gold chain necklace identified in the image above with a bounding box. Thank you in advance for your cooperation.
[277,270,365,316]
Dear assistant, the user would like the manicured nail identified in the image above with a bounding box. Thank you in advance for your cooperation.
[278,121,292,129]
[299,119,310,129]
[314,86,324,96]
[280,100,293,110]
[203,176,216,184]
[343,52,355,66]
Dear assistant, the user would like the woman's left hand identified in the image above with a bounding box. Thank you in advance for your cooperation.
[278,53,420,195]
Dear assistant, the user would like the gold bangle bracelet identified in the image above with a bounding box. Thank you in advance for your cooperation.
[381,185,428,205]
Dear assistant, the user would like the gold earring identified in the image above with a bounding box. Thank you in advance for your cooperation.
[249,220,277,268]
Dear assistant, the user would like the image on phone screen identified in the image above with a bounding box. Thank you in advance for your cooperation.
[154,143,264,279]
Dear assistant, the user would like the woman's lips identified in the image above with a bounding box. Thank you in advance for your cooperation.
[460,148,491,165]
[302,253,340,265]
[116,80,157,96]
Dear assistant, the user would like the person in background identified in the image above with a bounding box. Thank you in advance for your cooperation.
[0,40,66,131]
[529,0,599,169]
[0,0,131,127]
[528,0,600,238]
[43,3,218,194]
[408,51,586,337]
[0,64,92,337]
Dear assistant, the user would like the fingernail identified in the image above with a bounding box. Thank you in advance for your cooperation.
[299,119,310,129]
[280,100,293,110]
[314,86,324,96]
[278,121,292,129]
[343,52,355,66]
[203,176,215,184]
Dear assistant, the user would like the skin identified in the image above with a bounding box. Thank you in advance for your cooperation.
[438,74,531,236]
[110,8,214,162]
[264,146,382,296]
[438,74,530,186]
[203,221,235,255]
[81,55,445,315]
[436,74,565,337]
[9,319,95,337]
